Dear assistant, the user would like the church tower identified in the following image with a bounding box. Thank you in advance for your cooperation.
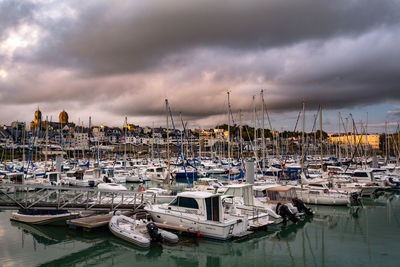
[59,110,69,124]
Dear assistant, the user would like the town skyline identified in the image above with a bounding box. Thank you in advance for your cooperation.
[1,1,399,133]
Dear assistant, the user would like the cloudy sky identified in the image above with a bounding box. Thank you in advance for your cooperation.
[0,0,399,132]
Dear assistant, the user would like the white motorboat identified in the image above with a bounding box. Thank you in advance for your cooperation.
[145,191,250,240]
[109,213,179,248]
[10,210,79,225]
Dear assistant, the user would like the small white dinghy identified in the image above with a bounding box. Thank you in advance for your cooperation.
[109,213,178,248]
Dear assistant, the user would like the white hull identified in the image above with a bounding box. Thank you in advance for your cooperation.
[296,194,349,206]
[145,207,247,240]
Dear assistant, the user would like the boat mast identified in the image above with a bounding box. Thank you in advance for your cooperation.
[124,117,127,170]
[227,91,231,178]
[253,95,257,160]
[365,112,368,158]
[45,116,48,170]
[301,101,305,174]
[261,90,265,172]
[23,122,26,167]
[151,122,154,161]
[385,120,388,164]
[239,109,243,164]
[319,105,323,172]
[165,99,171,192]
[338,112,341,162]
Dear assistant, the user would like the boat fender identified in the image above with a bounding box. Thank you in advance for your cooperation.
[139,186,146,192]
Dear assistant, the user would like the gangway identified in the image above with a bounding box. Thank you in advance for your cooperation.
[0,183,149,211]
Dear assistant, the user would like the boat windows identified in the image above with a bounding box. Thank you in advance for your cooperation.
[169,197,199,209]
[49,173,58,182]
[205,196,220,222]
[353,172,368,178]
[156,168,164,172]
[309,184,324,187]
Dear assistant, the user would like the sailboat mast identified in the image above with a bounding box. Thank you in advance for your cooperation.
[165,99,171,192]
[239,109,243,162]
[301,102,305,174]
[227,91,231,177]
[261,90,265,172]
[338,112,341,162]
[253,95,257,158]
[23,122,26,166]
[319,105,323,171]
[124,117,127,169]
[45,116,49,170]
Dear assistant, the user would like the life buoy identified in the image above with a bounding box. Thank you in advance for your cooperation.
[354,178,359,183]
[238,180,242,184]
[193,181,198,186]
[139,186,146,192]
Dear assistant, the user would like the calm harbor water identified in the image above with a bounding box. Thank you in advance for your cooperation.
[1,193,400,267]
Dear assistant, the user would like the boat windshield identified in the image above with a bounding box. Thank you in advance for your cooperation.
[170,197,199,209]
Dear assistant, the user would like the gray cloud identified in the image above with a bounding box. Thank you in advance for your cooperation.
[28,0,400,75]
[1,0,400,130]
[0,0,37,40]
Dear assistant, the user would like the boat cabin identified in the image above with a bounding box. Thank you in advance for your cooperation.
[168,192,223,222]
[352,170,374,182]
[44,172,61,184]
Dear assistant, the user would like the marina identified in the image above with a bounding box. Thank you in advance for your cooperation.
[1,1,400,266]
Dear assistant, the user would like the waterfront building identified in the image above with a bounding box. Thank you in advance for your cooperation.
[328,134,380,149]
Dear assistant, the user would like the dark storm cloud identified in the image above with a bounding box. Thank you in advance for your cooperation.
[30,0,400,75]
[1,0,400,126]
[0,0,37,39]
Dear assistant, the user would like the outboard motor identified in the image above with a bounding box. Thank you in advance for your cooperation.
[292,198,314,216]
[276,203,298,223]
[350,192,361,206]
[146,222,162,241]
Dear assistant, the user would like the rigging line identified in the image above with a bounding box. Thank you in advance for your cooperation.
[262,101,273,131]
[280,108,302,180]
[303,110,319,159]
[340,115,354,156]
[168,106,191,186]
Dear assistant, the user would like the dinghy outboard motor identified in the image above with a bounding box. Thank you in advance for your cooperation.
[146,222,162,241]
[292,198,314,216]
[276,203,298,223]
[350,192,361,206]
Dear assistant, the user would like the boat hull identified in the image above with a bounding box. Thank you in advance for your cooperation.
[145,207,247,240]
